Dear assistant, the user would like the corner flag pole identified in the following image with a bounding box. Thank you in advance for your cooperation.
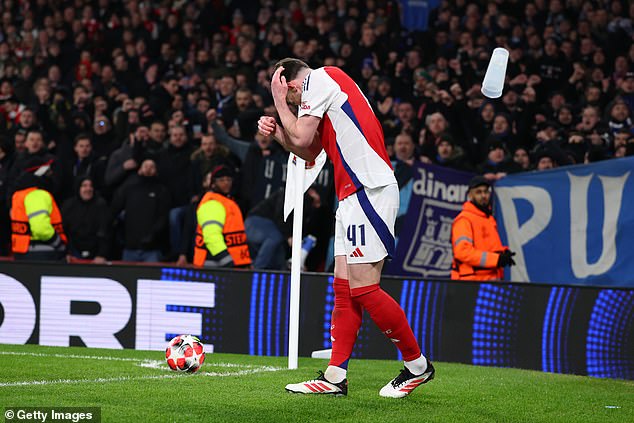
[288,156,305,369]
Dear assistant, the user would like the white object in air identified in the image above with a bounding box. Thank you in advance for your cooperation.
[311,349,333,359]
[481,47,509,98]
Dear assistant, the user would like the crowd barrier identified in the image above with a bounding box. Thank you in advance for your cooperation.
[0,262,632,380]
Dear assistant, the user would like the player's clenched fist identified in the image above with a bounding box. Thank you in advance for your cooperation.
[258,116,276,137]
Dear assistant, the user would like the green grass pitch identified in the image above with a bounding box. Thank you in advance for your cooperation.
[0,344,632,423]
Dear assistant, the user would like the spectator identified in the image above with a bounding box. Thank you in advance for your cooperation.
[227,87,263,141]
[157,125,196,259]
[584,145,609,164]
[451,176,515,281]
[478,140,521,181]
[433,135,472,172]
[391,132,419,235]
[213,74,238,127]
[392,100,419,138]
[536,37,571,100]
[243,188,289,270]
[471,101,496,162]
[193,165,251,268]
[535,150,559,171]
[10,107,38,138]
[392,132,419,185]
[605,97,632,135]
[92,113,118,160]
[419,112,450,160]
[8,129,62,199]
[531,121,568,166]
[191,133,238,188]
[208,109,251,162]
[147,121,168,152]
[12,130,28,155]
[577,106,610,144]
[149,73,179,119]
[613,128,632,155]
[109,159,170,263]
[513,147,532,171]
[489,113,517,152]
[620,72,634,115]
[245,186,324,271]
[104,126,147,194]
[61,176,109,263]
[238,129,289,212]
[555,104,576,135]
[61,133,105,199]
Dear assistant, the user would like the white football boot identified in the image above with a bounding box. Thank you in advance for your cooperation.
[285,371,348,396]
[379,361,435,398]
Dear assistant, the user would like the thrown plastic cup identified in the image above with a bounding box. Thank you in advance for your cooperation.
[481,48,509,98]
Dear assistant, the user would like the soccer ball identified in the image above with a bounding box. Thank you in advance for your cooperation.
[165,335,206,373]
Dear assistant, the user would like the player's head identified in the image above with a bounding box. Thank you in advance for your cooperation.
[274,58,310,106]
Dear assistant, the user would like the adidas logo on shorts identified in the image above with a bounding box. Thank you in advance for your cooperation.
[350,248,364,258]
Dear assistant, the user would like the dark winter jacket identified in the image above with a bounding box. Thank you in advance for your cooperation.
[109,175,170,250]
[61,176,110,258]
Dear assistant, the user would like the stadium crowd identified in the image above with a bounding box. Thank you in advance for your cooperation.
[0,0,632,269]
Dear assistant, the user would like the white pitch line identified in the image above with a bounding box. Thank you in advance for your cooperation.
[0,351,273,369]
[0,351,284,387]
[0,350,140,362]
[137,359,283,375]
[0,374,177,387]
[0,366,284,388]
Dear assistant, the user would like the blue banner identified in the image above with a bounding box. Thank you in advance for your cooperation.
[494,157,634,287]
[398,0,440,31]
[387,162,474,277]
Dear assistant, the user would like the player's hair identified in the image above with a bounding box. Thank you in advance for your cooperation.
[273,58,310,81]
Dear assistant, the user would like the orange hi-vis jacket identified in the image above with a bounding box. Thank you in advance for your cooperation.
[193,192,251,267]
[451,201,505,281]
[11,187,67,254]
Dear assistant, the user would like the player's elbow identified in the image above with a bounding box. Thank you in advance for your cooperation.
[294,133,314,149]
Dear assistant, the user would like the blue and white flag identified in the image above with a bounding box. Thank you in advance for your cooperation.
[387,162,473,277]
[494,157,634,287]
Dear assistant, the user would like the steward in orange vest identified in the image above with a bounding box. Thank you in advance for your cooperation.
[10,158,67,261]
[193,165,251,268]
[451,176,515,281]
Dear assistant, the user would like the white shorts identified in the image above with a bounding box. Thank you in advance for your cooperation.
[334,184,398,264]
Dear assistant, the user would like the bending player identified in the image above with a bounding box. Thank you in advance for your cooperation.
[258,58,434,398]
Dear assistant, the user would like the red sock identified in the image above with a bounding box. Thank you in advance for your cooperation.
[351,284,421,362]
[328,278,363,369]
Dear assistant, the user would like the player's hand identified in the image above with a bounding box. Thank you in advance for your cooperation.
[271,66,288,104]
[258,116,277,137]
